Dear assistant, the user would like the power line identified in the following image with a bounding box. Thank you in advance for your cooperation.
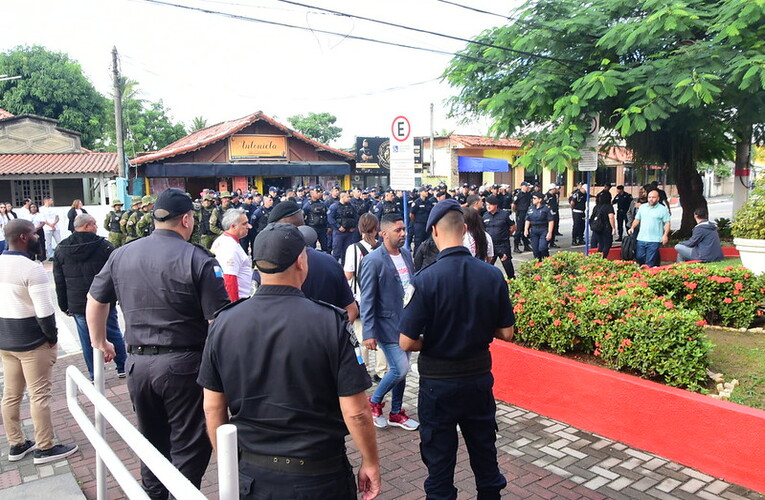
[270,0,579,64]
[431,0,510,19]
[128,0,570,67]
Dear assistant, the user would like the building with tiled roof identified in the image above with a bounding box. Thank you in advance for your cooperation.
[131,111,353,195]
[0,112,118,207]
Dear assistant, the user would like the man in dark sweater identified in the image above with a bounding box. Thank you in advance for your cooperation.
[0,219,78,464]
[53,214,127,380]
[674,207,724,263]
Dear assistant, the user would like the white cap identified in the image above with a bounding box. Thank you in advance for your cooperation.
[548,183,558,190]
[581,183,589,191]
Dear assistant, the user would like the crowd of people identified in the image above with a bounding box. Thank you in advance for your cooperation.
[0,177,727,499]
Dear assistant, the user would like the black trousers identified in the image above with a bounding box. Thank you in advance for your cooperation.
[413,222,427,254]
[238,455,356,499]
[572,212,585,241]
[126,352,212,500]
[418,373,506,500]
[529,227,550,260]
[488,247,514,279]
[311,225,330,253]
[591,230,613,258]
[552,212,560,237]
[513,211,530,247]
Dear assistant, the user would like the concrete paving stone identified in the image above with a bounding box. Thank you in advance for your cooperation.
[561,446,588,459]
[550,483,586,499]
[500,445,525,457]
[548,437,573,449]
[698,491,727,500]
[541,463,572,478]
[567,465,596,481]
[553,455,579,469]
[591,438,614,450]
[568,438,594,450]
[598,487,640,500]
[642,457,668,470]
[655,477,682,492]
[680,467,715,482]
[557,431,582,442]
[611,443,628,451]
[608,476,634,491]
[706,479,732,495]
[531,456,556,468]
[663,461,683,471]
[539,445,567,459]
[582,475,611,490]
[0,472,84,500]
[597,456,623,469]
[624,448,654,461]
[632,476,660,492]
[588,465,620,480]
[645,487,679,500]
[527,483,559,499]
[0,470,22,489]
[569,475,586,484]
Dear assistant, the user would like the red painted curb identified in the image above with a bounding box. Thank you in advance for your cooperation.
[587,246,739,261]
[490,341,765,493]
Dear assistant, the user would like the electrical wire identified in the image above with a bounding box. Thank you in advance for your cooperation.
[127,0,570,66]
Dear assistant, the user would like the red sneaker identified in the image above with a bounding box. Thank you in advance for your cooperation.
[368,397,387,428]
[387,409,419,431]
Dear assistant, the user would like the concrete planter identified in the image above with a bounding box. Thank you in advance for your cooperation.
[490,341,765,494]
[734,237,765,275]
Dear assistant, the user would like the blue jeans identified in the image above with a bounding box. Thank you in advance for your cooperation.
[636,240,661,267]
[72,307,127,379]
[370,341,411,414]
[675,243,694,262]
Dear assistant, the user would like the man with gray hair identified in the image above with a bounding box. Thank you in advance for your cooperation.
[211,208,253,301]
[53,214,127,381]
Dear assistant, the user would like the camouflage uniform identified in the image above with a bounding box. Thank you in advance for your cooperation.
[190,202,202,245]
[121,196,143,243]
[128,195,155,241]
[104,200,125,248]
[205,191,232,248]
[198,194,219,249]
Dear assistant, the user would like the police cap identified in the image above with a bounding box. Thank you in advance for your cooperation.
[267,200,302,223]
[418,186,428,192]
[531,191,544,200]
[252,223,305,274]
[426,198,463,233]
[485,195,500,206]
[153,188,193,221]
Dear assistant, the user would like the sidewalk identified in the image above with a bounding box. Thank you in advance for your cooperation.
[1,350,764,499]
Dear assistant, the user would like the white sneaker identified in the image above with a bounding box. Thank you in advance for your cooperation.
[387,409,419,431]
[372,415,388,428]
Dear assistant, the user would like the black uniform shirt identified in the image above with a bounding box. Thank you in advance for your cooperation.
[399,246,514,359]
[198,285,371,458]
[526,205,554,227]
[302,248,355,309]
[410,198,434,224]
[513,191,532,212]
[543,192,559,214]
[89,229,229,347]
[483,209,515,246]
[570,190,586,210]
[613,192,633,212]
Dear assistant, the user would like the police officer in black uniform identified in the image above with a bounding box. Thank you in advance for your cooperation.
[87,189,229,500]
[350,188,370,217]
[399,199,515,500]
[543,184,561,248]
[569,183,588,245]
[197,223,381,499]
[511,182,532,253]
[483,195,516,279]
[454,184,469,206]
[375,189,401,219]
[409,186,434,254]
[612,185,633,241]
[304,186,331,253]
[328,191,358,265]
[524,191,555,261]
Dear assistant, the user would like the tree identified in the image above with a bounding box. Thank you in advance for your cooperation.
[0,45,108,149]
[445,0,765,234]
[103,78,187,155]
[288,112,342,144]
[190,116,208,132]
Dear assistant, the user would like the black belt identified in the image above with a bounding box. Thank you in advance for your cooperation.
[127,345,204,355]
[240,451,345,475]
[419,350,492,379]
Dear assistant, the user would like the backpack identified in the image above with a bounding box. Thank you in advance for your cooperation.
[352,241,377,296]
[621,232,637,261]
[589,206,608,233]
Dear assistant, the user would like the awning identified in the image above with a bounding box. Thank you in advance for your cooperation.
[458,156,509,173]
[143,161,351,178]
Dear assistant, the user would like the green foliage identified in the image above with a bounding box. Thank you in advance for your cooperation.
[511,252,765,390]
[190,116,208,132]
[714,217,733,239]
[697,161,733,179]
[287,112,342,145]
[0,45,108,149]
[732,179,765,239]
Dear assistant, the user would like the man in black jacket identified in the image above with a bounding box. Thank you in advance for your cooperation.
[53,214,127,380]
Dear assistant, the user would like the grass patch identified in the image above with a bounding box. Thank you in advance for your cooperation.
[702,257,743,269]
[706,327,765,410]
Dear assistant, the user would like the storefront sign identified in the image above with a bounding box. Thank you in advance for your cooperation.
[229,135,287,160]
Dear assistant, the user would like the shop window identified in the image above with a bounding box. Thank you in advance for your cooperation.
[623,167,638,186]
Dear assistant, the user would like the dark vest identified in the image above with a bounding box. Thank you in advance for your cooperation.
[108,211,123,232]
[306,201,328,227]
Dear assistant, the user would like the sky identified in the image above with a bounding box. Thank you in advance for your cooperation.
[2,0,520,148]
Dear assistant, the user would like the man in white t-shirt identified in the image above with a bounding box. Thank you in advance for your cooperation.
[211,208,253,301]
[39,198,60,260]
[15,199,32,221]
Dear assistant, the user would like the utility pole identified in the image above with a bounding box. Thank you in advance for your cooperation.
[112,47,126,179]
[429,102,435,175]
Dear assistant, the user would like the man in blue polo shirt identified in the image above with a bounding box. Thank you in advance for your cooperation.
[628,189,671,267]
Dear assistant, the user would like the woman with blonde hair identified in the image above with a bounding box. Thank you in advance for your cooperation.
[67,199,88,233]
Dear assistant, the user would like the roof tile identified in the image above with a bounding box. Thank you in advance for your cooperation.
[450,135,523,148]
[0,152,118,176]
[0,108,13,120]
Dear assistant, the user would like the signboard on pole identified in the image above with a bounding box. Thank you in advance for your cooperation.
[578,114,599,172]
[389,115,415,190]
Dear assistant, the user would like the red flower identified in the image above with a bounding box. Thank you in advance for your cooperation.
[598,298,609,305]
[696,319,707,327]
[604,332,612,339]
[618,348,624,353]
[723,297,733,304]
[594,349,601,356]
[664,300,675,309]
[738,297,745,302]
[621,338,632,347]
[553,319,562,326]
[533,275,542,281]
[734,282,744,290]
[685,294,694,300]
[528,320,535,326]
[683,281,698,290]
[616,289,628,296]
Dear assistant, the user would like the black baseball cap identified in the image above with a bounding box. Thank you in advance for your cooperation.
[153,188,193,222]
[485,195,500,206]
[252,223,306,274]
[426,199,463,233]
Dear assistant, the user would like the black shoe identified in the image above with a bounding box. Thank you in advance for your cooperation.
[33,444,78,465]
[523,245,532,253]
[549,242,559,248]
[555,232,563,236]
[372,374,382,383]
[615,237,623,242]
[8,440,36,462]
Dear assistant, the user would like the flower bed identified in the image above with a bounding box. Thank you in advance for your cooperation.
[511,252,765,391]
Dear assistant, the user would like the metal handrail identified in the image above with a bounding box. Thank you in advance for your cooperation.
[66,361,239,499]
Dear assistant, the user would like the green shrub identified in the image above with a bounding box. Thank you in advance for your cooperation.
[732,180,765,239]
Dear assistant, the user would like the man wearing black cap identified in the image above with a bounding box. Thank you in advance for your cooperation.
[328,191,359,265]
[303,186,331,253]
[375,190,401,219]
[87,188,229,500]
[511,182,532,253]
[399,199,514,500]
[269,201,358,322]
[198,223,381,499]
[455,184,469,207]
[483,195,516,279]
